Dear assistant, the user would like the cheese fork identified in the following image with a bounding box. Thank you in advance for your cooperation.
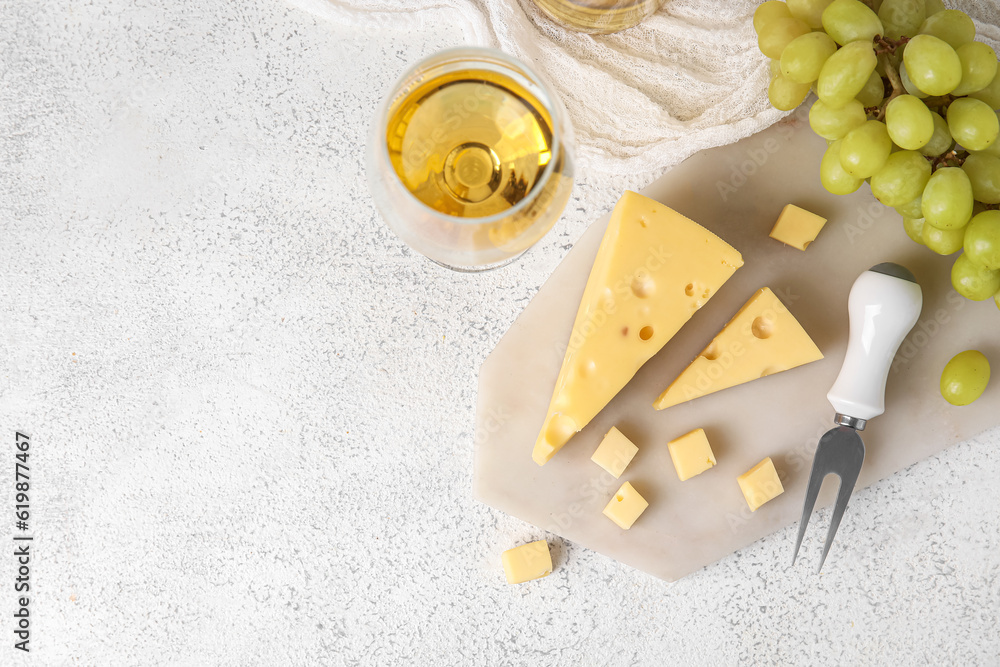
[792,263,923,572]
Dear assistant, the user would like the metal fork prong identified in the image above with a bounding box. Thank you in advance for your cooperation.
[816,464,862,573]
[791,465,827,566]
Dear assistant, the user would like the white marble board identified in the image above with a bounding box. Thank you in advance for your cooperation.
[473,107,1000,582]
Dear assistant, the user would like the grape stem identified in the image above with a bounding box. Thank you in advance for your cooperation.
[873,35,910,57]
[924,94,957,116]
[930,149,969,171]
[875,51,904,121]
[866,35,914,122]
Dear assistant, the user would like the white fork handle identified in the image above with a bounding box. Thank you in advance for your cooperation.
[827,264,923,421]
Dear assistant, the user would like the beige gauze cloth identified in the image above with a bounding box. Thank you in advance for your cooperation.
[294,0,1000,175]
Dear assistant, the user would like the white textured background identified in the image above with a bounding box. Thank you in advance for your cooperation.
[1,0,999,665]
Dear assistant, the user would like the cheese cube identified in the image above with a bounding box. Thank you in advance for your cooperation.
[667,428,716,481]
[501,540,552,584]
[769,204,827,251]
[737,457,784,512]
[602,482,648,530]
[591,427,638,478]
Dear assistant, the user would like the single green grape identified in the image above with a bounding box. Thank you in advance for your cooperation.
[972,120,1000,157]
[971,70,1000,109]
[903,216,926,244]
[962,153,1000,204]
[919,111,954,157]
[924,0,946,15]
[952,42,999,97]
[951,252,1000,300]
[896,195,924,219]
[878,0,925,40]
[781,32,839,84]
[820,139,864,194]
[809,98,867,140]
[840,120,892,179]
[769,70,812,110]
[885,95,935,150]
[977,146,1000,160]
[947,97,1000,151]
[922,167,974,230]
[940,350,990,406]
[754,0,793,34]
[856,70,886,107]
[822,0,884,46]
[786,0,835,29]
[922,223,966,255]
[903,35,962,96]
[871,150,932,206]
[758,17,812,60]
[963,210,1000,269]
[817,41,879,109]
[899,63,930,99]
[917,9,975,49]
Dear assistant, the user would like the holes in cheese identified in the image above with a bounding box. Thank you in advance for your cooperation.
[653,287,823,410]
[751,315,774,339]
[631,272,655,298]
[602,481,648,529]
[532,191,743,465]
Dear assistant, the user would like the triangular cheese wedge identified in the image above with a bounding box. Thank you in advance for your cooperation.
[532,191,743,465]
[653,287,823,410]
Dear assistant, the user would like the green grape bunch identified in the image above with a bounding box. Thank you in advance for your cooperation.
[754,0,1000,309]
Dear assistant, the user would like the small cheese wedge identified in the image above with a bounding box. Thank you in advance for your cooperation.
[737,457,784,511]
[769,204,827,251]
[591,427,638,478]
[653,287,823,410]
[501,540,552,584]
[533,191,743,465]
[603,482,648,530]
[667,428,716,481]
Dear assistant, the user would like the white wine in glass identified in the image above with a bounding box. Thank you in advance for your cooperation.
[368,48,574,271]
[532,0,666,34]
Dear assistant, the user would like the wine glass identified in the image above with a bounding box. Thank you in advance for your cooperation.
[367,47,575,272]
[531,0,666,34]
